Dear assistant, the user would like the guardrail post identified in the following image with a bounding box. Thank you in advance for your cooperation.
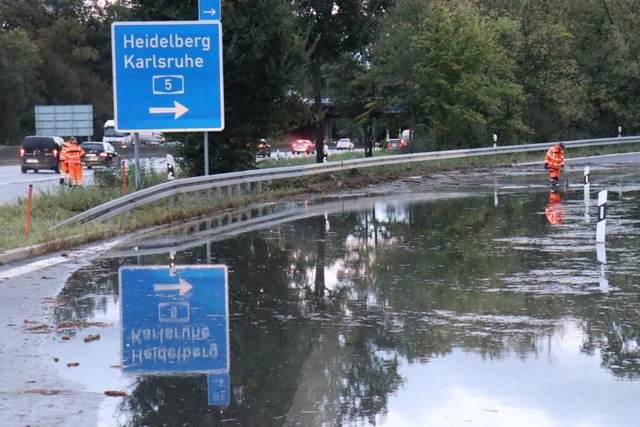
[121,160,128,195]
[25,184,33,237]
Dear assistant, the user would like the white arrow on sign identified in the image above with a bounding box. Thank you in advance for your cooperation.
[149,100,189,119]
[203,8,217,16]
[154,278,193,296]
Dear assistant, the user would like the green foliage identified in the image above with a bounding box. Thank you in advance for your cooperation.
[172,133,257,176]
[127,0,198,21]
[292,0,393,160]
[171,0,312,176]
[93,159,170,190]
[0,28,42,144]
[2,0,640,152]
[565,0,640,137]
[371,1,528,149]
[510,2,587,141]
[223,0,311,139]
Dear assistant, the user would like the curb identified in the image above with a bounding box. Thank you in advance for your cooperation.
[0,245,42,265]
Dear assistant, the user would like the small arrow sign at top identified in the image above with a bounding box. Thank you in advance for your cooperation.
[199,0,221,21]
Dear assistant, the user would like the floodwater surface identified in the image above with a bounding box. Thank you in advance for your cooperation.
[44,166,640,426]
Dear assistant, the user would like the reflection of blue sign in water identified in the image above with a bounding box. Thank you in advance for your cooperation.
[119,266,229,373]
[208,371,230,406]
[111,21,224,132]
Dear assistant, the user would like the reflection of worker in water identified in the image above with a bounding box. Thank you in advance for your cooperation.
[545,190,564,225]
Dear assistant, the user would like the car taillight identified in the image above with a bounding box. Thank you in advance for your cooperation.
[19,148,25,157]
[53,149,59,157]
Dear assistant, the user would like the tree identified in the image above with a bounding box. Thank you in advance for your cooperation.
[326,54,380,157]
[167,0,311,175]
[292,0,392,162]
[0,29,42,143]
[371,0,527,149]
[508,1,587,141]
[565,0,640,137]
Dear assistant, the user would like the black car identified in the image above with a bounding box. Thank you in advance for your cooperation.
[19,136,64,173]
[80,141,119,168]
[247,138,272,158]
[256,138,271,158]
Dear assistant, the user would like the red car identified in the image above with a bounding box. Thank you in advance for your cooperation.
[291,139,315,155]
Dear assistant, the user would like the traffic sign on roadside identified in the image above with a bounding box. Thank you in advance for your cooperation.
[199,0,221,21]
[119,265,229,373]
[112,21,224,132]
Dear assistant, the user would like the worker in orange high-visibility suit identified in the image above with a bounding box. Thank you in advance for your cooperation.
[66,137,85,186]
[545,189,564,225]
[59,138,72,185]
[544,142,565,186]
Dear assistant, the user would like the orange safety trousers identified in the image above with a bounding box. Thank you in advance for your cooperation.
[68,162,83,186]
[548,167,561,180]
[59,141,71,181]
[60,161,68,180]
[66,145,85,186]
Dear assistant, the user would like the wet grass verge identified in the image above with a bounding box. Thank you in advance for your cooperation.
[2,143,638,261]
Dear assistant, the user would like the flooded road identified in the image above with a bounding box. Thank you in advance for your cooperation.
[43,164,640,426]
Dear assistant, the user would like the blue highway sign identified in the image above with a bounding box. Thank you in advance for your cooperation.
[199,0,221,21]
[112,21,224,132]
[119,265,229,374]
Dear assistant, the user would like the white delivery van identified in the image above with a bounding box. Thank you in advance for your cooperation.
[123,131,166,146]
[102,120,165,147]
[102,120,128,146]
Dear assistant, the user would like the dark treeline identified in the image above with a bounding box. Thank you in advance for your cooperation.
[1,0,639,167]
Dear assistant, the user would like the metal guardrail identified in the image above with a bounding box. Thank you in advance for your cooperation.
[51,136,640,229]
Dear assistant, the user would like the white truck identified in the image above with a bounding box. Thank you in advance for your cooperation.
[102,120,165,147]
[102,120,127,146]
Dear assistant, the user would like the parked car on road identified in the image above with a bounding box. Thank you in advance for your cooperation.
[386,138,407,149]
[386,138,400,149]
[291,139,315,155]
[336,138,355,150]
[19,136,64,173]
[80,141,119,168]
[255,139,272,158]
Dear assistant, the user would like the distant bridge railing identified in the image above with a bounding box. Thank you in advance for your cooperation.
[51,136,640,229]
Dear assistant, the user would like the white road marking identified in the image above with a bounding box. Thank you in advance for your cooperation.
[0,238,126,282]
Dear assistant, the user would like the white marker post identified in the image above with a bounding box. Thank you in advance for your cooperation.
[584,166,590,222]
[597,239,607,291]
[583,166,590,202]
[166,153,175,180]
[596,190,607,243]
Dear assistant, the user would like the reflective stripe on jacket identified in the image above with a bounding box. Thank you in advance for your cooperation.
[545,145,564,170]
[66,145,85,164]
[60,141,72,162]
